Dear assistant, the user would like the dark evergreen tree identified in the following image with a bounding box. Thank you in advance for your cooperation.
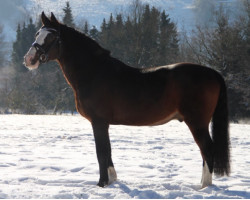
[111,14,125,60]
[10,19,41,113]
[0,25,6,67]
[101,18,107,32]
[63,1,75,27]
[12,23,22,69]
[141,5,160,67]
[105,13,115,51]
[12,19,37,73]
[83,21,89,35]
[100,18,107,41]
[159,10,179,65]
[107,13,115,30]
[124,16,136,65]
[89,26,99,41]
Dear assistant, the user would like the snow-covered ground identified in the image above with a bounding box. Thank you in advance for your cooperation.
[0,114,249,198]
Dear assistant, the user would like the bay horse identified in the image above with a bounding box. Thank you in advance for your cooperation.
[24,12,230,188]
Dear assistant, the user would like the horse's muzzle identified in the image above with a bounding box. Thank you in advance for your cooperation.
[23,51,40,70]
[24,54,33,67]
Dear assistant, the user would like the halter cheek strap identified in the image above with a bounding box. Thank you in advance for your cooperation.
[32,43,48,63]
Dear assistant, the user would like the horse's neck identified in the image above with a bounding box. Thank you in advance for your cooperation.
[56,47,96,90]
[56,30,138,89]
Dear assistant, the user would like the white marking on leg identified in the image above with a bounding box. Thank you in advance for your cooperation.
[201,161,212,188]
[108,167,117,185]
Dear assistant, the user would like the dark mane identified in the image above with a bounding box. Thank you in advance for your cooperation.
[59,23,141,74]
[60,24,111,58]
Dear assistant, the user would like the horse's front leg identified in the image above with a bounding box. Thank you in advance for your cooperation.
[92,120,117,187]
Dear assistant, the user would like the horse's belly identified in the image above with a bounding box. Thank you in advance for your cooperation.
[111,105,182,126]
[148,112,183,126]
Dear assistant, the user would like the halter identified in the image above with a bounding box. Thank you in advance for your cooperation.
[32,28,61,63]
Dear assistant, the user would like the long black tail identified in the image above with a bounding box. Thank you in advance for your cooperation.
[212,76,230,176]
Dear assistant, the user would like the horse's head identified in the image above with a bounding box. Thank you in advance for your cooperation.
[24,12,61,70]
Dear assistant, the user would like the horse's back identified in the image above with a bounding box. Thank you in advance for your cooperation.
[145,62,221,79]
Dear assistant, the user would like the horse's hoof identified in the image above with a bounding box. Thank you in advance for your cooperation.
[108,167,117,185]
[200,162,212,189]
[97,180,108,187]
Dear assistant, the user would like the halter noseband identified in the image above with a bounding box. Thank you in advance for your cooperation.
[32,28,61,63]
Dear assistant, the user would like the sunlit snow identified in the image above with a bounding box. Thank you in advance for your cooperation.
[0,115,249,198]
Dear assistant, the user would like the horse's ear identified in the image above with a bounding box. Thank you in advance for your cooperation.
[41,11,51,26]
[50,12,59,24]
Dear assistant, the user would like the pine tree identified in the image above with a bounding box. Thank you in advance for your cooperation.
[99,18,108,49]
[107,14,115,49]
[89,26,99,41]
[12,23,22,68]
[124,16,136,65]
[140,5,160,67]
[101,18,107,32]
[0,25,6,67]
[111,14,125,60]
[63,1,75,27]
[26,18,37,48]
[83,21,89,35]
[12,19,36,73]
[107,13,114,30]
[159,10,179,65]
[10,19,39,113]
[115,14,123,29]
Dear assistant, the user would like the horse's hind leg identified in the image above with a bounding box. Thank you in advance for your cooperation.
[201,160,212,188]
[186,123,214,188]
[108,156,117,185]
[92,120,117,187]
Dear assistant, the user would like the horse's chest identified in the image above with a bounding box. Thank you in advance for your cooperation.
[74,89,93,121]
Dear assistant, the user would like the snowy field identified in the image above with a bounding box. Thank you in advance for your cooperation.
[0,114,249,199]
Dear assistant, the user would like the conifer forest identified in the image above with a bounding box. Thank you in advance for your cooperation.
[0,1,249,121]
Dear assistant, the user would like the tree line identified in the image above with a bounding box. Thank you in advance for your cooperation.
[0,0,249,120]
